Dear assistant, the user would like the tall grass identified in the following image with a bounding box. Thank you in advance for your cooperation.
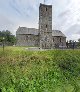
[0,47,80,92]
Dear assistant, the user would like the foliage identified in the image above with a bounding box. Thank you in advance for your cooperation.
[0,47,80,92]
[0,30,16,45]
[78,38,80,47]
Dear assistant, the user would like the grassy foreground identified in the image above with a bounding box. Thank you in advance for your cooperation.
[0,47,80,92]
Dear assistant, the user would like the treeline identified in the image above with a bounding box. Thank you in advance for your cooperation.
[0,30,16,46]
[66,39,80,49]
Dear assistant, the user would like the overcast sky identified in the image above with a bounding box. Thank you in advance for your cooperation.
[0,0,80,41]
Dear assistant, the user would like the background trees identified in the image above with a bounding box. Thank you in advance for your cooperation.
[0,30,16,46]
[78,38,80,47]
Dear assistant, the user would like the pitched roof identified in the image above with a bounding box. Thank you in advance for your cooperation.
[52,30,66,37]
[16,27,39,35]
[16,27,66,37]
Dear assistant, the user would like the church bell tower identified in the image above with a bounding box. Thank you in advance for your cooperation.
[39,3,52,49]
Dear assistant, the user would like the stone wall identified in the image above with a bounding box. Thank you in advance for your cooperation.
[16,3,66,48]
[39,4,52,49]
[52,36,66,48]
[16,34,39,46]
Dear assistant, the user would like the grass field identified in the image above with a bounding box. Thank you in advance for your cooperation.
[0,46,80,92]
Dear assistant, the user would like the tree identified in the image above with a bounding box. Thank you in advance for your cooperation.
[78,38,80,47]
[78,39,80,42]
[0,30,16,45]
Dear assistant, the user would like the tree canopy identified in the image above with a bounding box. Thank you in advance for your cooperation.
[0,30,16,45]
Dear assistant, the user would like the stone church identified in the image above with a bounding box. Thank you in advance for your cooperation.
[16,3,66,49]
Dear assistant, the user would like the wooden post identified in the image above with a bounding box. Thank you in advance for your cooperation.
[3,37,5,51]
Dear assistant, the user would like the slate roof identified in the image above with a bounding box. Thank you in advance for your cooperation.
[16,27,39,35]
[52,30,66,37]
[16,27,66,37]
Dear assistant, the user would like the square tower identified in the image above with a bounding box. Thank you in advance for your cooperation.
[39,3,52,49]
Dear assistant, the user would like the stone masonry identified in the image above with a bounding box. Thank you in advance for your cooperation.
[16,3,66,49]
[39,4,52,49]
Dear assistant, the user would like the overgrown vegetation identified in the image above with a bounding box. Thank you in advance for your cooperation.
[0,47,80,92]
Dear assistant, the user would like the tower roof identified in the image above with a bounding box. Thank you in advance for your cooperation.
[39,3,52,7]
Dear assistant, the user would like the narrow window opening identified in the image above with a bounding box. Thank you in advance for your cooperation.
[53,38,54,42]
[60,38,61,42]
[45,43,46,48]
[46,7,47,11]
[26,35,28,40]
[46,25,47,28]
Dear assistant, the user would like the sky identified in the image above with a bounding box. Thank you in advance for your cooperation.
[0,0,80,41]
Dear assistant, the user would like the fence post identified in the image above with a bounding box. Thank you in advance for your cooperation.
[2,37,5,51]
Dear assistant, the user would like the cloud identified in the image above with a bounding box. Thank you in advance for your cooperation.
[0,0,80,41]
[9,0,22,15]
[54,0,80,41]
[0,13,19,34]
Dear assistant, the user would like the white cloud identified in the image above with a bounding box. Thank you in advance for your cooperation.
[0,0,80,41]
[54,0,80,41]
